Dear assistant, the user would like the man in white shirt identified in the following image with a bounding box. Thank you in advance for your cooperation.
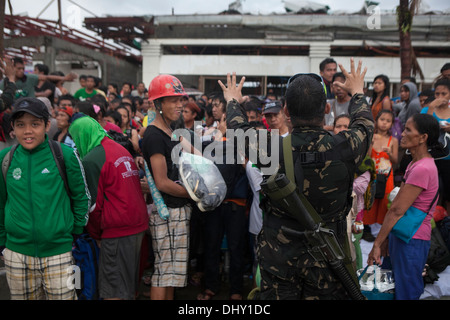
[324,72,351,132]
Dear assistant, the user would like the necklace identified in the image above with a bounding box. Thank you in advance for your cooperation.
[157,115,177,140]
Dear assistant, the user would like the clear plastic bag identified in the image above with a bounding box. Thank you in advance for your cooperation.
[179,152,227,212]
[389,186,400,203]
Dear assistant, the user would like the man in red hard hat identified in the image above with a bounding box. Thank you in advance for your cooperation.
[148,74,186,101]
[141,74,193,300]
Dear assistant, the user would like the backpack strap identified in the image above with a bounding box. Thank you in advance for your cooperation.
[48,140,71,197]
[283,134,294,183]
[2,144,19,184]
[1,141,70,197]
[330,133,356,215]
[283,134,308,192]
[427,190,440,214]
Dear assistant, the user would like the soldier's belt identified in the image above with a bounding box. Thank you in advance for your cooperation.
[264,199,347,239]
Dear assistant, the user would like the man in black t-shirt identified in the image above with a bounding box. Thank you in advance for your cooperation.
[141,74,192,300]
[34,64,56,105]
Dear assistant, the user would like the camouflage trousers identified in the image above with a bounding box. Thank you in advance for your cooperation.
[258,260,350,300]
[256,227,351,300]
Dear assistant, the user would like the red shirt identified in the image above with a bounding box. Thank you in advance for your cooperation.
[83,137,148,239]
[103,121,122,134]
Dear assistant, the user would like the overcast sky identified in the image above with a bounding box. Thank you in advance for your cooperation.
[7,0,450,26]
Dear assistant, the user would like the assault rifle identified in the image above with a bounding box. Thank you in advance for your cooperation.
[260,173,366,300]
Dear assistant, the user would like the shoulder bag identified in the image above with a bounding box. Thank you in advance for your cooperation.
[391,190,439,243]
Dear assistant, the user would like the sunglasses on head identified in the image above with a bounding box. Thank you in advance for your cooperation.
[286,73,327,96]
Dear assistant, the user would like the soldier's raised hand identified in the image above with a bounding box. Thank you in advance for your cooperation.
[333,58,367,96]
[218,72,246,104]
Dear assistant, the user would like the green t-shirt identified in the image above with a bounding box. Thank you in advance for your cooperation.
[0,73,39,98]
[73,88,98,101]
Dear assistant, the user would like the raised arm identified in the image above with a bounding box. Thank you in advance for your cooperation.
[39,71,78,83]
[219,73,250,132]
[333,58,374,166]
[0,56,17,111]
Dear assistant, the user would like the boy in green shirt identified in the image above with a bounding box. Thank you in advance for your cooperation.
[0,97,91,300]
[73,75,98,101]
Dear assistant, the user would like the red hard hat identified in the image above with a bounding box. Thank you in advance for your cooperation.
[148,74,187,101]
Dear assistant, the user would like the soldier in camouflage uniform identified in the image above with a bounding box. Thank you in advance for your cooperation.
[219,59,374,300]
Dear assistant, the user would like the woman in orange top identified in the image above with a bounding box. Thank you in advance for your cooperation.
[364,110,399,226]
[371,75,392,120]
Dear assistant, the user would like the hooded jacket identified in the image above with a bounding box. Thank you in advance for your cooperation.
[69,116,148,239]
[0,136,90,257]
[398,82,421,126]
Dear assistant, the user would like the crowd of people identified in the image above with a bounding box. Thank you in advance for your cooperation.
[0,54,448,301]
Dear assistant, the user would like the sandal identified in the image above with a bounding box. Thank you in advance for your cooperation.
[197,289,215,300]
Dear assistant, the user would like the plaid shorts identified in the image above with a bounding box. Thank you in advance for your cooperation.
[3,249,77,300]
[149,205,191,287]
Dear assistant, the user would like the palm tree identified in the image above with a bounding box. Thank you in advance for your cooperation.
[397,0,424,82]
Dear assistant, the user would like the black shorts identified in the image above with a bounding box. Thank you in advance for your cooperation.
[98,232,144,300]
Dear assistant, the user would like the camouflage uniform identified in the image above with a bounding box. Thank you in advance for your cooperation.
[226,94,374,300]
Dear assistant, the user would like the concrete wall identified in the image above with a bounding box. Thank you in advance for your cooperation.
[141,35,449,95]
[142,46,449,94]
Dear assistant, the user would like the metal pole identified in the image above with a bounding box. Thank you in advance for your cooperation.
[0,0,5,57]
[37,0,55,19]
[57,0,63,37]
